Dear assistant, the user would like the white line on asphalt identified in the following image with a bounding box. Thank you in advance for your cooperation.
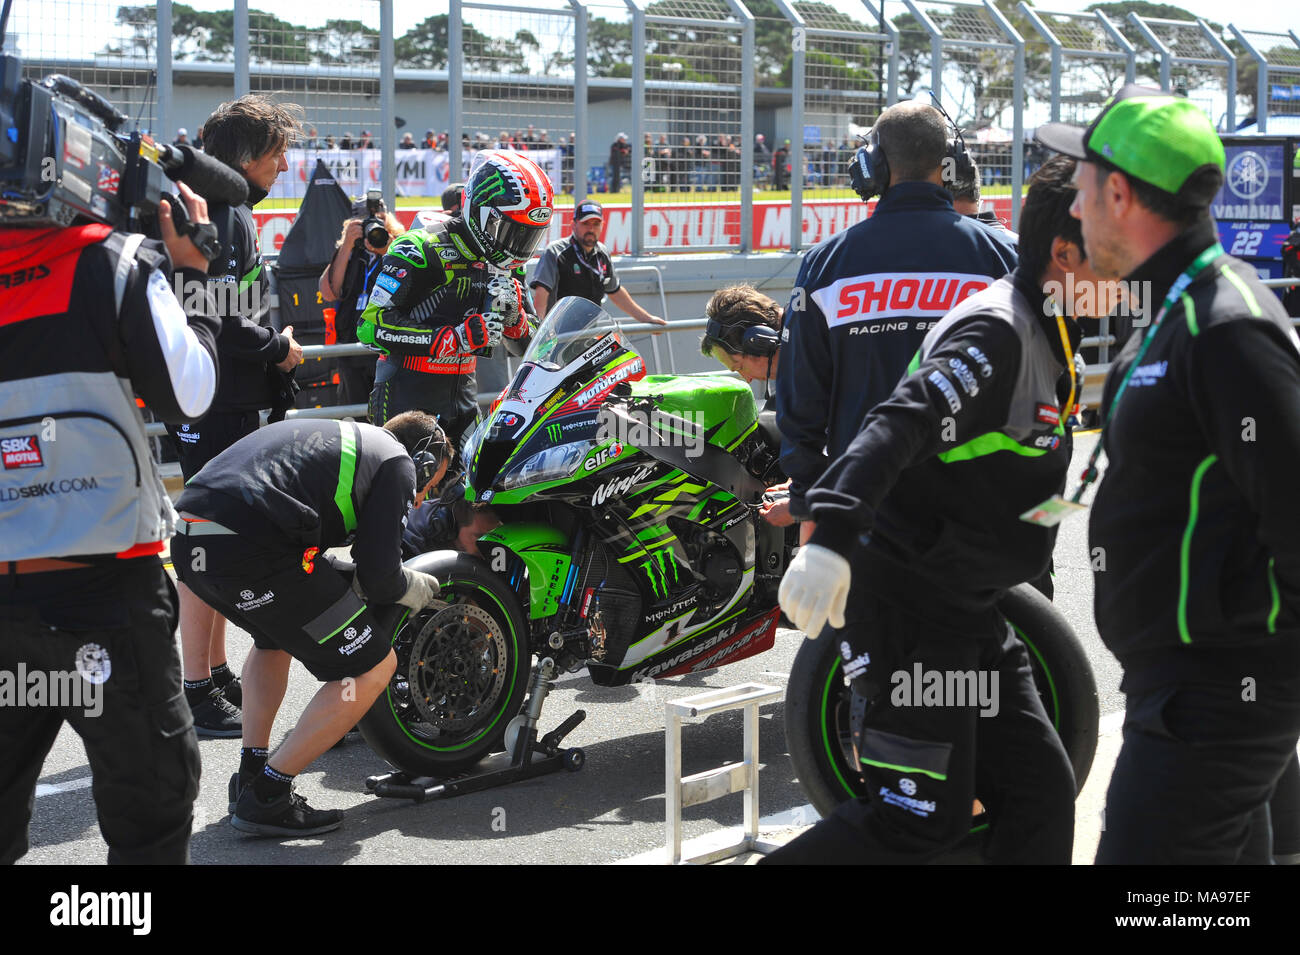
[35,777,94,799]
[612,803,820,865]
[1099,711,1125,736]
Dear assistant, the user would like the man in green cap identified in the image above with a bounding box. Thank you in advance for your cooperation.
[1037,85,1300,864]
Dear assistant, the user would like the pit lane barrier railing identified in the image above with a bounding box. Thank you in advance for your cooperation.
[663,682,784,865]
[141,287,1300,441]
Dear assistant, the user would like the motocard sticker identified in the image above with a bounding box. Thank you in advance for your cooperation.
[375,274,401,293]
[2,435,43,469]
[96,164,121,195]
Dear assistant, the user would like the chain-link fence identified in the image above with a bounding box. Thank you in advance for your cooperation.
[1128,15,1235,129]
[455,2,580,196]
[4,0,1294,246]
[628,0,752,253]
[1231,27,1300,132]
[8,0,158,132]
[903,0,1024,228]
[772,1,891,251]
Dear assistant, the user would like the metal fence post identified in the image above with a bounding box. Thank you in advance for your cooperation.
[449,0,464,183]
[737,4,754,254]
[572,0,589,205]
[156,0,172,140]
[788,13,805,253]
[628,0,644,255]
[234,0,249,97]
[380,0,394,210]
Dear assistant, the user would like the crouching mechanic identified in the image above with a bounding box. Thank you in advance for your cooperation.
[766,156,1102,864]
[358,150,553,446]
[170,411,453,836]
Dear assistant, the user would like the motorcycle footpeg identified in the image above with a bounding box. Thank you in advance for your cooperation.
[539,709,586,753]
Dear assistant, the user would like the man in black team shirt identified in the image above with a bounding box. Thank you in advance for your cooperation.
[768,156,1103,865]
[171,411,452,836]
[1038,86,1300,864]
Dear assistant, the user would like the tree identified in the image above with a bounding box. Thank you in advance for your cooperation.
[588,17,634,79]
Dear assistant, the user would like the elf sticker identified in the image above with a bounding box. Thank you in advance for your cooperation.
[2,435,43,469]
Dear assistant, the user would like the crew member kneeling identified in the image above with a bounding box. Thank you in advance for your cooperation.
[171,411,452,836]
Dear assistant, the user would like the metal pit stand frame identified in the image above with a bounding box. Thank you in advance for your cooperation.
[664,682,783,865]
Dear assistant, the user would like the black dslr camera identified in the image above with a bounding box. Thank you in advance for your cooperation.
[0,30,244,260]
[360,189,389,249]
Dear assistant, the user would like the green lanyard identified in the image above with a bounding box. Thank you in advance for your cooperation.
[1069,242,1223,504]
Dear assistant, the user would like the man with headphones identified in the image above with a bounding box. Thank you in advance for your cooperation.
[776,101,1018,528]
[169,411,452,836]
[701,285,796,528]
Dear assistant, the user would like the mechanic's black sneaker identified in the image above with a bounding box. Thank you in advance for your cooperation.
[190,688,242,738]
[228,772,250,815]
[231,786,343,837]
[216,675,242,708]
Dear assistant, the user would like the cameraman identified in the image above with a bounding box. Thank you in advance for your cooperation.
[0,175,220,863]
[169,94,305,737]
[319,196,405,418]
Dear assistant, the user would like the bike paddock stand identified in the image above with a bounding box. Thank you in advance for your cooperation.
[364,657,587,803]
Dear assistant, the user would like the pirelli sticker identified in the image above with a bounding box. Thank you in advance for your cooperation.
[2,436,43,469]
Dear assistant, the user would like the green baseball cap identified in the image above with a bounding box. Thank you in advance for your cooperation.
[1036,84,1225,196]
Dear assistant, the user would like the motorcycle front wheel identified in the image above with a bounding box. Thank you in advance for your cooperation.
[358,551,531,777]
[784,582,1099,821]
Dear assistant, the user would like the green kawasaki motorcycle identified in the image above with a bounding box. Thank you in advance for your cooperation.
[358,297,1098,816]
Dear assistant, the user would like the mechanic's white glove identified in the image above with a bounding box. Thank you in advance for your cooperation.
[397,568,442,610]
[779,544,851,639]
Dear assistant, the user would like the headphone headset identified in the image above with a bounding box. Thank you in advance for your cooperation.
[705,313,782,357]
[411,430,451,490]
[848,95,975,202]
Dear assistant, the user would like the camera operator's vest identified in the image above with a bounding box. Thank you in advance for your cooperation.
[0,230,177,561]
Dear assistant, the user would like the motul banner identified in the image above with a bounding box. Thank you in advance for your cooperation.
[252,196,1015,256]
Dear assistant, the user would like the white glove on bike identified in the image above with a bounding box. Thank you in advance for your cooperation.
[397,568,442,610]
[779,544,851,640]
[481,312,506,347]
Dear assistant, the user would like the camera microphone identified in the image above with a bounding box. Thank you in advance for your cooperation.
[156,142,249,207]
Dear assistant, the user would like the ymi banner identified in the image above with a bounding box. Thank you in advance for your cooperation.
[252,196,1015,255]
[267,148,562,200]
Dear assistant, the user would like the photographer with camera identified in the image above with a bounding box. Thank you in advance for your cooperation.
[0,60,224,861]
[319,192,406,417]
[169,94,305,738]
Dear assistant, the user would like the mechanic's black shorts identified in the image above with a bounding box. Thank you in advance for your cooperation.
[168,409,261,482]
[171,529,394,682]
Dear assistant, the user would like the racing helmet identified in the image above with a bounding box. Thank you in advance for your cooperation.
[462,150,554,268]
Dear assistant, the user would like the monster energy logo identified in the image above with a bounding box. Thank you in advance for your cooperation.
[455,277,470,297]
[639,545,677,598]
[547,423,562,442]
[473,170,509,204]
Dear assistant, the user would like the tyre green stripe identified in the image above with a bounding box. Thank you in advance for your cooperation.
[820,656,857,798]
[388,581,520,752]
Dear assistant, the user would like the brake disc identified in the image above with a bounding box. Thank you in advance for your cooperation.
[405,602,508,734]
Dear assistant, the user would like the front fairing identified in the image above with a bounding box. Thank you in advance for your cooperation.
[465,297,647,504]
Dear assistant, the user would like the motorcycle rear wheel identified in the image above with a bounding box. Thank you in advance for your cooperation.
[785,582,1099,824]
[359,552,531,777]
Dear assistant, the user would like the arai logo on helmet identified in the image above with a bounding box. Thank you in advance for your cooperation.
[527,207,551,223]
